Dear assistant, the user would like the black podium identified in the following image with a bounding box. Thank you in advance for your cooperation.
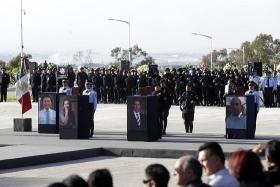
[225,95,256,139]
[59,95,89,139]
[127,96,158,141]
[38,93,66,134]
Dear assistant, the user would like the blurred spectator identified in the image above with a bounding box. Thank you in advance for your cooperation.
[174,155,210,187]
[198,142,239,187]
[252,140,280,186]
[47,183,67,187]
[88,169,113,187]
[143,164,170,187]
[62,174,88,187]
[228,150,272,187]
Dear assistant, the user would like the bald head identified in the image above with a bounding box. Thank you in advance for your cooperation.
[230,97,242,117]
[174,156,202,186]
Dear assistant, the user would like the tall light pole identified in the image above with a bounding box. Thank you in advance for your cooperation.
[228,47,245,65]
[192,33,212,71]
[21,0,26,59]
[108,18,132,64]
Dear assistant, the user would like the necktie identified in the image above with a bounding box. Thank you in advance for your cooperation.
[136,113,140,127]
[46,110,50,124]
[267,78,270,87]
[249,91,253,94]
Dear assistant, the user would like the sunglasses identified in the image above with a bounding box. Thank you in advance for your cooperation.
[142,179,152,184]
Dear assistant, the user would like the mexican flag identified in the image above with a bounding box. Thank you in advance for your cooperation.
[15,57,32,114]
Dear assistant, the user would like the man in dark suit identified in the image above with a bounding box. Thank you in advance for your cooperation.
[128,99,147,131]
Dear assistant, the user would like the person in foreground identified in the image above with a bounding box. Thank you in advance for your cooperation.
[88,168,113,187]
[252,140,280,186]
[228,149,273,187]
[174,155,211,187]
[62,174,88,187]
[143,164,170,187]
[198,142,239,187]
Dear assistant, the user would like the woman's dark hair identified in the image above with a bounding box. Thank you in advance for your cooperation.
[228,150,265,183]
[63,98,72,111]
[62,174,88,187]
[88,169,113,187]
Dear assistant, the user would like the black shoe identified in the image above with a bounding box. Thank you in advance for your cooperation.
[162,131,166,135]
[186,131,189,133]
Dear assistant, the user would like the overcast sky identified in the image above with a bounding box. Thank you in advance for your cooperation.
[1,0,279,57]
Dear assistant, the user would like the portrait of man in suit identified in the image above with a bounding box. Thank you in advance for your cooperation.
[127,98,147,131]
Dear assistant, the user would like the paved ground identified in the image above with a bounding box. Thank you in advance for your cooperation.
[0,101,278,186]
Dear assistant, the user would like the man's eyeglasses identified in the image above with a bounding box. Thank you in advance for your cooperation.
[142,179,152,184]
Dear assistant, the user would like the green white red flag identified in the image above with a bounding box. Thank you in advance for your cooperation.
[15,57,32,114]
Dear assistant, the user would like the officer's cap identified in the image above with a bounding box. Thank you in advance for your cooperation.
[80,67,84,70]
[248,81,256,86]
[85,80,93,85]
[62,79,69,83]
[267,71,271,74]
[177,68,183,72]
[69,67,73,70]
[165,68,170,71]
[253,69,257,72]
[139,73,143,76]
[172,68,176,72]
[1,67,6,70]
[160,79,166,84]
[91,68,94,71]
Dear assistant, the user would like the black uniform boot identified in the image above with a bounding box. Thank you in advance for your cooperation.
[89,128,94,137]
[184,121,189,133]
[190,123,193,133]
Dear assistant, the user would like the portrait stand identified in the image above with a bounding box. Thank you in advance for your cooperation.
[38,93,66,134]
[225,95,255,139]
[127,96,158,142]
[59,95,89,139]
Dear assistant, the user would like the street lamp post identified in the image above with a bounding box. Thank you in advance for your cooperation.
[192,33,212,71]
[228,47,245,65]
[21,0,26,58]
[108,18,132,64]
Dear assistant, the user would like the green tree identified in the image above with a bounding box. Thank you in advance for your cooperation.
[0,60,5,68]
[6,53,32,73]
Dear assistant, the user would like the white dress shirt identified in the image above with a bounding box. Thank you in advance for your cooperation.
[38,108,56,124]
[59,86,72,95]
[133,111,141,127]
[261,76,276,90]
[207,168,239,187]
[226,112,246,129]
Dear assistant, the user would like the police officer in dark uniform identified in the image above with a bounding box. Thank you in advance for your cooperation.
[124,71,134,102]
[0,67,10,102]
[113,70,122,104]
[137,73,147,94]
[200,70,211,106]
[152,83,165,139]
[67,67,75,88]
[46,68,56,92]
[77,67,88,95]
[88,68,95,82]
[29,68,41,102]
[174,68,185,105]
[160,80,171,135]
[41,68,47,92]
[163,68,174,104]
[213,72,225,107]
[179,83,197,133]
[152,70,161,86]
[102,69,112,103]
[92,69,102,103]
